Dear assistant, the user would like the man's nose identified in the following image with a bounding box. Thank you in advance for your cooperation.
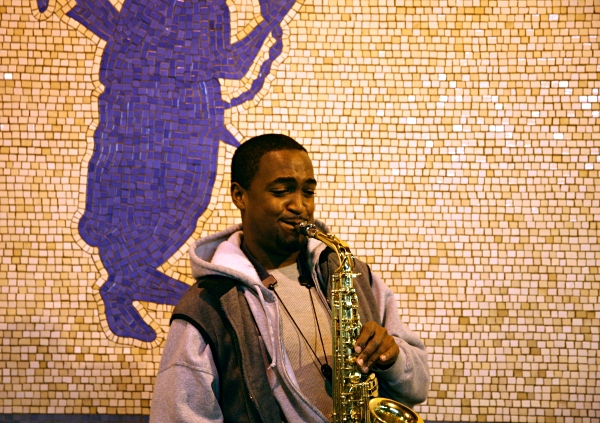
[287,191,306,213]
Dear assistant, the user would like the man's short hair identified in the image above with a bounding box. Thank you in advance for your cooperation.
[231,134,307,189]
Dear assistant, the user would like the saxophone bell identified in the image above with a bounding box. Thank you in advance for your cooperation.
[368,398,424,423]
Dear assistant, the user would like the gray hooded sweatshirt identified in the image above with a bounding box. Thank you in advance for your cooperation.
[150,224,430,423]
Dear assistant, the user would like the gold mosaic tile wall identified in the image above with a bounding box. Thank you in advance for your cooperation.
[1,0,598,421]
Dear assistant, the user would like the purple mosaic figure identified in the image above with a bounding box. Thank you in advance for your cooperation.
[57,0,295,342]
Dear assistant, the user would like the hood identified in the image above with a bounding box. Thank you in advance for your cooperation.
[189,223,259,289]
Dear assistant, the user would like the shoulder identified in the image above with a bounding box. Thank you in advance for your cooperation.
[173,276,239,317]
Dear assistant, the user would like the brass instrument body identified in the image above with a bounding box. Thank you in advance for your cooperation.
[297,222,424,423]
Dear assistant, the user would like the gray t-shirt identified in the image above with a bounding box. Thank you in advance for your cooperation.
[269,263,334,420]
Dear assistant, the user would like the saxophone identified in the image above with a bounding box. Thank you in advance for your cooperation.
[296,222,424,423]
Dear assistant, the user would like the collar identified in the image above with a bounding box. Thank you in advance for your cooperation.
[240,237,315,289]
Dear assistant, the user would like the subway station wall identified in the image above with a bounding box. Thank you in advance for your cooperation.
[1,0,599,421]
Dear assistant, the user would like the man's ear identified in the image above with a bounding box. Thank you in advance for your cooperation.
[231,182,246,211]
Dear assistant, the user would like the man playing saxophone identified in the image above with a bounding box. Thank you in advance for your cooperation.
[150,134,430,422]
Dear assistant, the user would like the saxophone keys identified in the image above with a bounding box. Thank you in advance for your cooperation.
[349,374,361,384]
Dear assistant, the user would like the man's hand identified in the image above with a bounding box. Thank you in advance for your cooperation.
[354,321,399,373]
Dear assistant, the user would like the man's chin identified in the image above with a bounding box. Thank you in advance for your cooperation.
[276,234,304,254]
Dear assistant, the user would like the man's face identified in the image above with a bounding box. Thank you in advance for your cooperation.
[232,149,317,268]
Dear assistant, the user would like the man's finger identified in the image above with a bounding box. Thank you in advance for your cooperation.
[358,338,395,372]
[377,342,399,365]
[355,322,388,369]
[354,321,377,353]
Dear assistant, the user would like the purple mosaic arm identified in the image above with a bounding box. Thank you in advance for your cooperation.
[228,26,284,108]
[211,0,295,79]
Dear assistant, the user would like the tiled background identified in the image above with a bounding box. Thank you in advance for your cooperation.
[1,0,599,422]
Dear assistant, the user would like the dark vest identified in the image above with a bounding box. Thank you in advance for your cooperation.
[171,248,381,423]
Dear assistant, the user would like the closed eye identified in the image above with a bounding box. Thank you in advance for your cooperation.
[270,183,296,195]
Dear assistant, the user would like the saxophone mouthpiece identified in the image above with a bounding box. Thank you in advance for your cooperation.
[295,221,311,235]
[295,222,308,235]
